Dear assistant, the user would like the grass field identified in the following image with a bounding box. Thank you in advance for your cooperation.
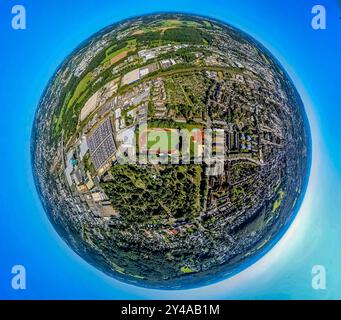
[146,128,179,153]
[135,19,204,35]
[102,39,137,64]
[55,73,92,132]
[66,72,92,109]
[272,189,285,213]
[159,19,182,27]
[138,126,204,159]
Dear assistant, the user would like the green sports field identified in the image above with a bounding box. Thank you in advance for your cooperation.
[147,128,179,153]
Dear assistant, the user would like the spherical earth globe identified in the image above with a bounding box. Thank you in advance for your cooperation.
[32,13,311,289]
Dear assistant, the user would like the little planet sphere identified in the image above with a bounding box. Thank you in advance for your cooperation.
[32,13,311,289]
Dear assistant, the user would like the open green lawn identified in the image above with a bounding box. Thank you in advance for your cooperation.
[272,189,285,213]
[66,72,92,109]
[54,72,92,134]
[102,47,129,64]
[140,125,204,159]
[183,20,202,27]
[102,39,136,64]
[158,19,202,28]
[203,20,213,28]
[180,266,194,273]
[159,19,182,27]
[147,128,179,152]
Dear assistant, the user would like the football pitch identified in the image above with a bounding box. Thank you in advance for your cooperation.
[147,128,179,153]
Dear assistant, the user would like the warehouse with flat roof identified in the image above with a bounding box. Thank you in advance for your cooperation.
[87,117,117,170]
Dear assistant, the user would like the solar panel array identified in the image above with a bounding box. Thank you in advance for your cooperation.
[88,118,116,170]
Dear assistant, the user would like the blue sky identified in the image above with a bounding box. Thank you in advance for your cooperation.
[1,0,341,299]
